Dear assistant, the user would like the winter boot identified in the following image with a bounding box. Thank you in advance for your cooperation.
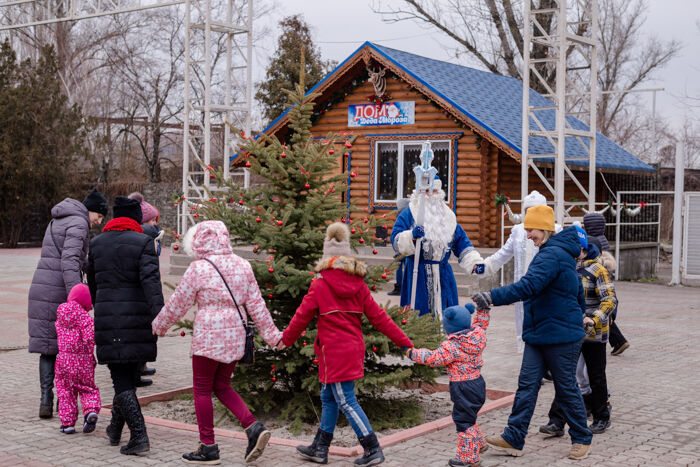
[244,421,271,463]
[116,390,150,455]
[106,396,125,446]
[387,284,401,296]
[297,428,333,464]
[83,412,98,433]
[182,443,221,465]
[539,421,565,437]
[134,364,153,387]
[39,355,55,419]
[354,432,384,466]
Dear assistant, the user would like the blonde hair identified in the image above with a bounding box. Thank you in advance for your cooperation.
[540,230,554,244]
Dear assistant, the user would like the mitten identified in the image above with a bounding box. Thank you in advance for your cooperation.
[412,225,425,239]
[472,291,492,310]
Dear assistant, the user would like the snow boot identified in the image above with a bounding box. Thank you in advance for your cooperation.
[182,443,221,465]
[244,421,271,463]
[106,395,125,446]
[297,428,333,464]
[116,390,150,455]
[354,432,384,466]
[39,355,55,419]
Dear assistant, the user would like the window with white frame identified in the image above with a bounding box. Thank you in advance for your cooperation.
[374,140,451,203]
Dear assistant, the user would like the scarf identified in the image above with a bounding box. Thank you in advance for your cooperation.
[102,217,144,233]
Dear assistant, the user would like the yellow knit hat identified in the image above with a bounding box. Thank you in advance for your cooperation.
[523,204,555,231]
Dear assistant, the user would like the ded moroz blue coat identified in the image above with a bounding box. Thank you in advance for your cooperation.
[390,207,481,318]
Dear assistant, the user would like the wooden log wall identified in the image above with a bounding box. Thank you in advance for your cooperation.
[309,77,495,246]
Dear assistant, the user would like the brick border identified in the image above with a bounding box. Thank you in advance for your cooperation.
[134,385,515,457]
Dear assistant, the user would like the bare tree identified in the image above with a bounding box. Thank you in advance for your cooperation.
[372,0,680,146]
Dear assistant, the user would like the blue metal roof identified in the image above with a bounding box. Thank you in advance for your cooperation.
[368,42,654,173]
[239,41,653,173]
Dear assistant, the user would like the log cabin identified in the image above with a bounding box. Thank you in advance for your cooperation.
[234,42,654,247]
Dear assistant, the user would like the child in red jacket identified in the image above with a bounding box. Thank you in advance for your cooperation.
[281,223,413,466]
[407,303,490,467]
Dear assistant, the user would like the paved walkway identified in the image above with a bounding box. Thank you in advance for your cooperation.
[1,248,700,466]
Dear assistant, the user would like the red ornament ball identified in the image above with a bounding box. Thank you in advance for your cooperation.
[372,346,377,352]
[255,217,261,223]
[272,377,276,382]
[345,141,352,148]
[371,285,376,291]
[351,228,357,234]
[363,218,369,223]
[372,249,378,255]
[381,273,387,279]
[329,149,335,155]
[313,359,319,364]
[180,331,185,337]
[173,245,179,251]
[268,267,274,273]
[350,172,357,178]
[238,200,244,205]
[305,183,310,189]
[245,161,251,167]
[302,342,307,347]
[268,293,273,298]
[280,152,287,158]
[277,221,283,226]
[344,152,350,157]
[359,238,365,244]
[401,320,407,325]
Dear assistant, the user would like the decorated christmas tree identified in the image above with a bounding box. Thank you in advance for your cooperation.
[184,64,442,431]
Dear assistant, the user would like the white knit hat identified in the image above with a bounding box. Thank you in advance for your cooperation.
[322,223,352,259]
[522,190,547,212]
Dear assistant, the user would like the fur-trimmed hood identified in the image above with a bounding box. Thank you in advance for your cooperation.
[315,255,367,276]
[599,250,617,273]
[314,256,368,299]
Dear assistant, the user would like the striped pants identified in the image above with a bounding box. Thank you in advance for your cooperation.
[319,381,373,437]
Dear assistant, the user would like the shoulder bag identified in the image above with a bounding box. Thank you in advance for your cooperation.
[203,258,255,365]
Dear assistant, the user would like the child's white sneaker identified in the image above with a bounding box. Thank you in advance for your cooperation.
[83,412,98,433]
[60,425,75,434]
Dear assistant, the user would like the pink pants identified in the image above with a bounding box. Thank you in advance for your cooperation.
[55,353,101,427]
[457,423,486,463]
[192,355,256,444]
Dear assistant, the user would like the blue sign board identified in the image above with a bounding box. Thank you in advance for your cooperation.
[347,101,415,127]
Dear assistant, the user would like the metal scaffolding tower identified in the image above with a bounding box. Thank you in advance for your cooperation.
[180,0,253,235]
[521,0,598,225]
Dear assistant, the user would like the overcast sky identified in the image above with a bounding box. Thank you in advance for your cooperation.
[254,0,700,132]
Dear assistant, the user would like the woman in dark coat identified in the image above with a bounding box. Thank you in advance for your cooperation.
[87,196,164,455]
[28,189,108,418]
[472,205,593,460]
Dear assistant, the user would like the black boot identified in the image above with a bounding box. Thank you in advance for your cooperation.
[539,421,564,437]
[106,396,125,446]
[39,354,55,419]
[140,362,156,376]
[354,432,384,466]
[387,284,401,296]
[244,421,271,463]
[134,364,153,387]
[182,443,221,465]
[297,428,333,464]
[116,390,150,455]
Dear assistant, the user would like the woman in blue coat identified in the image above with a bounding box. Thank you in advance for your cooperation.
[472,205,592,460]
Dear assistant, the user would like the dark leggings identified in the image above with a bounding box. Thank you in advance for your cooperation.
[108,363,139,394]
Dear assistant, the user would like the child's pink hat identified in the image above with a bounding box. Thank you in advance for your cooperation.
[68,284,92,311]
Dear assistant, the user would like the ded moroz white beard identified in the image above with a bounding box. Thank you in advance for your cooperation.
[409,188,456,252]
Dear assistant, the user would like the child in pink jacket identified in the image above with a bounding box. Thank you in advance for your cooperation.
[406,303,490,467]
[152,220,283,465]
[55,284,101,434]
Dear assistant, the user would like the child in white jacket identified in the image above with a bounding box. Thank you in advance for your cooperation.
[152,221,283,465]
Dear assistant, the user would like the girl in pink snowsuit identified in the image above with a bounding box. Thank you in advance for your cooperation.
[55,284,101,434]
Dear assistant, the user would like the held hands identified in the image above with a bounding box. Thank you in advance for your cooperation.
[275,340,287,350]
[412,225,425,240]
[402,347,414,359]
[472,264,486,275]
[472,291,492,310]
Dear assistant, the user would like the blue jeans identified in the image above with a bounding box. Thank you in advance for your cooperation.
[319,381,373,438]
[502,341,592,449]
